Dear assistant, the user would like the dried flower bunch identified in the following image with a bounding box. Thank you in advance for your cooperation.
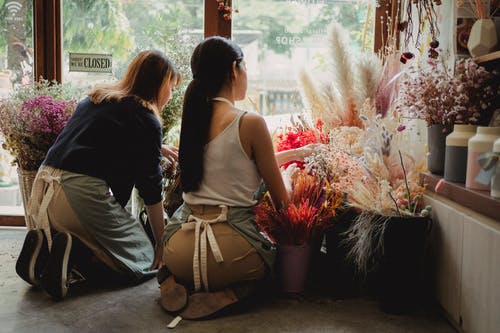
[216,0,238,21]
[0,79,82,170]
[397,58,499,127]
[275,117,328,169]
[254,169,343,246]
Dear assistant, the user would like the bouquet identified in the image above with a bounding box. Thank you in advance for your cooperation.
[275,117,328,169]
[397,58,499,127]
[254,169,343,246]
[0,79,81,170]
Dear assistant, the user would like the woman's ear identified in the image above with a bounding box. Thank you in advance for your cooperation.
[231,60,238,79]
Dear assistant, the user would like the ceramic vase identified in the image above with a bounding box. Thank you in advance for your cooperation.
[444,124,477,183]
[427,124,450,175]
[467,18,498,57]
[466,126,500,190]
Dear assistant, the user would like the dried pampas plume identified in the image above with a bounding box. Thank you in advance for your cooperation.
[355,54,383,109]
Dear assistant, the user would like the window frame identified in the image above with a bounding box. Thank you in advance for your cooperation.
[33,0,385,83]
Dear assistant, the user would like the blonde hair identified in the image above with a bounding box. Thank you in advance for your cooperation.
[89,50,181,118]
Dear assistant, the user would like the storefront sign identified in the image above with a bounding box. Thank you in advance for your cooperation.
[69,53,112,73]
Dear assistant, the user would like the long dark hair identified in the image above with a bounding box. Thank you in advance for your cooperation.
[179,36,244,192]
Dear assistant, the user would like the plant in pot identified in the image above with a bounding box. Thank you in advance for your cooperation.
[254,168,343,293]
[0,79,82,227]
[342,148,431,314]
[396,57,499,175]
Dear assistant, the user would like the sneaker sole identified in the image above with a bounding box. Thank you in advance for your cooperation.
[16,229,46,285]
[41,233,72,300]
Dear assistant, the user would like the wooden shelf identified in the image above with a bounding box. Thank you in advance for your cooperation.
[474,50,500,64]
[420,172,500,222]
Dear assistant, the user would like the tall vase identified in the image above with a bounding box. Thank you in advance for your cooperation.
[444,124,477,183]
[427,124,450,175]
[466,126,500,190]
[467,18,498,57]
[277,242,312,293]
[17,168,37,228]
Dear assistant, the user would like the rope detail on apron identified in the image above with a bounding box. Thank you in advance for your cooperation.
[181,205,228,292]
[27,168,62,247]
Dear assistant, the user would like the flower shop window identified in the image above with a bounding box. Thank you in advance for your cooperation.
[231,0,374,130]
[0,0,33,215]
[61,0,204,90]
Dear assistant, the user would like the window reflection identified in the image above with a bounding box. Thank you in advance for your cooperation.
[232,0,373,132]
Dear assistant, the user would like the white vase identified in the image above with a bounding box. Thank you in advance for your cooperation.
[467,19,498,57]
[466,126,500,190]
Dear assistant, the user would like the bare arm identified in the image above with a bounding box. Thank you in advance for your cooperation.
[275,143,321,166]
[244,115,289,208]
[145,201,165,269]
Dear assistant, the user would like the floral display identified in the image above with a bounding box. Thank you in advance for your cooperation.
[275,118,328,169]
[0,79,81,170]
[397,58,499,127]
[254,169,343,246]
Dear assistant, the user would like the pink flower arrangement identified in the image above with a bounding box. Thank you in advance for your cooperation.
[397,58,499,127]
[0,81,80,170]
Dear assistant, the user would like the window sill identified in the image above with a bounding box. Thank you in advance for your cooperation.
[0,206,25,227]
[420,172,500,222]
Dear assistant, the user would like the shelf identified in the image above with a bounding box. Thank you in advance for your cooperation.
[420,172,500,222]
[474,50,500,64]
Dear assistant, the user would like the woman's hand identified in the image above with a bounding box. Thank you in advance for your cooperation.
[293,143,324,161]
[161,144,178,164]
[150,243,164,270]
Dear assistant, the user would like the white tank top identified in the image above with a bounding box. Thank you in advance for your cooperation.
[183,111,262,207]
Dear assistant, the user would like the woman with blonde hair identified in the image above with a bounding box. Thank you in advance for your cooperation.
[15,50,180,300]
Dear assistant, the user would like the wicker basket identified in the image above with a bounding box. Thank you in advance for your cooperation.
[17,168,37,228]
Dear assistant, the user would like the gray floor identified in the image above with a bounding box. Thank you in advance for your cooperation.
[0,227,456,333]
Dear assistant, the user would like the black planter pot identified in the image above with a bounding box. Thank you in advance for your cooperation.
[323,208,362,298]
[375,216,432,314]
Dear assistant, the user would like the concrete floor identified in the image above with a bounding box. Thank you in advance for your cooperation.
[0,227,456,333]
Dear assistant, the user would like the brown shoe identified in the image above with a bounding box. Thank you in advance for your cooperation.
[160,275,188,313]
[180,289,238,320]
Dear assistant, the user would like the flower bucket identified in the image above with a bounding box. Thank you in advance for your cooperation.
[17,168,37,228]
[375,216,432,314]
[277,242,312,293]
[324,209,361,298]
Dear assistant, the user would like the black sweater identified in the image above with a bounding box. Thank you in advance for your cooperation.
[44,96,163,208]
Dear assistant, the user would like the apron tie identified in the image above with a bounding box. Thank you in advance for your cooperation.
[181,205,228,292]
[27,168,62,248]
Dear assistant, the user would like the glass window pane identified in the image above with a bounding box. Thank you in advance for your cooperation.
[232,0,373,129]
[0,0,33,94]
[61,0,204,89]
[0,1,33,210]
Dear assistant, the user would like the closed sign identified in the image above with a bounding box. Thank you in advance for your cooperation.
[69,53,112,73]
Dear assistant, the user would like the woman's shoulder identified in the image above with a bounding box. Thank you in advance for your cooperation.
[239,110,267,130]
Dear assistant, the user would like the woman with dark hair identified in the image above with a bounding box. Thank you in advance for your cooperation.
[15,50,181,300]
[160,37,313,319]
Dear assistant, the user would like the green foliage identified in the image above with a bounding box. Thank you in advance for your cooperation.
[62,0,134,63]
[10,78,85,102]
[161,35,197,141]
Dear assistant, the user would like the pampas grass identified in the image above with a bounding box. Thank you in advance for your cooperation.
[342,211,391,274]
[298,22,384,131]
